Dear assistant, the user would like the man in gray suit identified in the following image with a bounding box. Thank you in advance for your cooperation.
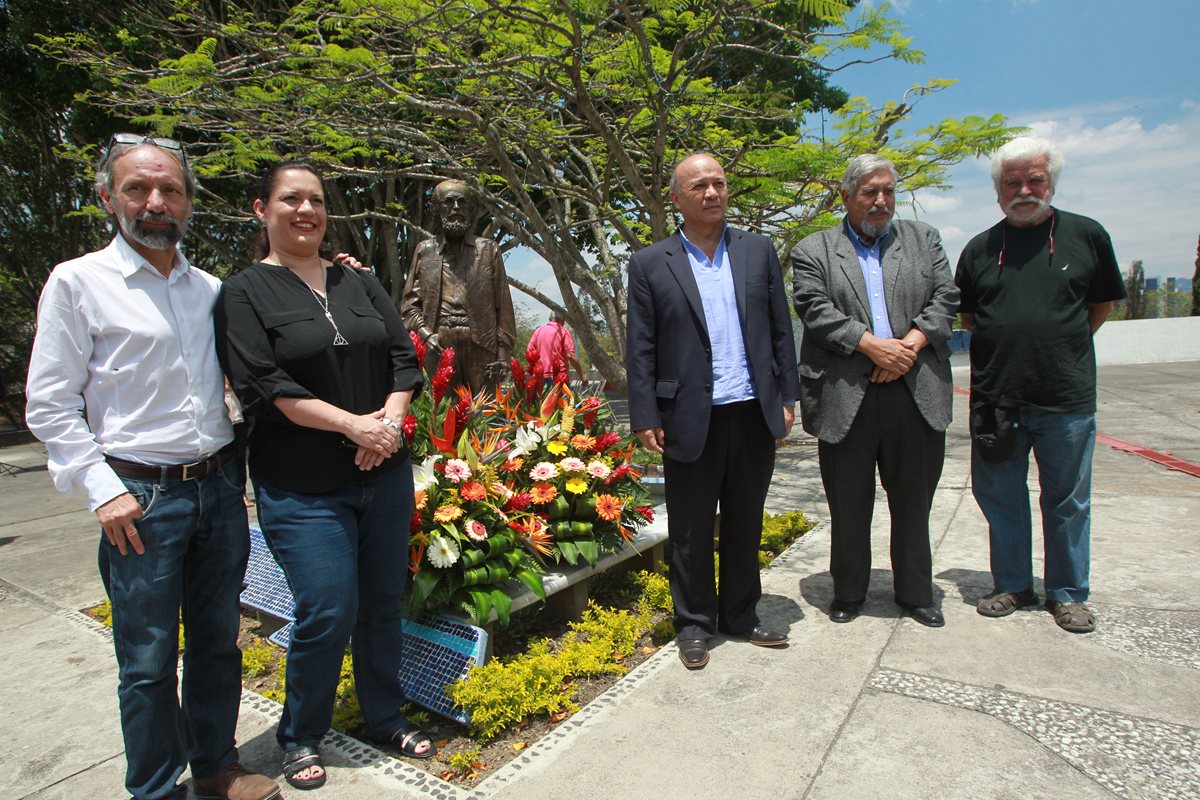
[791,154,958,627]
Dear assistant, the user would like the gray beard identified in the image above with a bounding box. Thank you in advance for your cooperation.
[859,215,891,240]
[117,210,187,251]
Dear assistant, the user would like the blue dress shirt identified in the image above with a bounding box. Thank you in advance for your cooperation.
[678,227,757,405]
[846,220,895,339]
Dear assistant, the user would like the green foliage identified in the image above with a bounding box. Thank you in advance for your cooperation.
[330,650,365,733]
[87,599,114,627]
[629,569,673,613]
[447,597,656,740]
[760,510,815,558]
[445,639,580,741]
[241,641,277,679]
[445,746,483,776]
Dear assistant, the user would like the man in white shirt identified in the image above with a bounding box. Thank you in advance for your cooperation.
[25,134,279,800]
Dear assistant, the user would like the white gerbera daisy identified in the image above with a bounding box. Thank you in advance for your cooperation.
[427,535,460,568]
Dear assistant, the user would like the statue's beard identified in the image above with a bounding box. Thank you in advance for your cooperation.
[442,218,470,236]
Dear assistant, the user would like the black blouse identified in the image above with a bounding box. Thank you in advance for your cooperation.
[216,262,423,493]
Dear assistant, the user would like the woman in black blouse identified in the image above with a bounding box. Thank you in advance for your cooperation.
[216,161,434,789]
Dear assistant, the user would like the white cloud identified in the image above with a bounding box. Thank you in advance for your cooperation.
[900,104,1200,280]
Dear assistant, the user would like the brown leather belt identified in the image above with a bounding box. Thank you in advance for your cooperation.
[106,444,237,483]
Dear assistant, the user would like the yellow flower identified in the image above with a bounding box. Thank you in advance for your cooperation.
[433,505,463,522]
[565,477,588,495]
[546,439,568,456]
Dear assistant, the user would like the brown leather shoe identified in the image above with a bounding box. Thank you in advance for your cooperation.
[193,763,282,800]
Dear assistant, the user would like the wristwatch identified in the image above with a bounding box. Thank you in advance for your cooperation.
[380,417,405,438]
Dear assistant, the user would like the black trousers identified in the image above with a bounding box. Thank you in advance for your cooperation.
[818,380,944,607]
[663,400,775,639]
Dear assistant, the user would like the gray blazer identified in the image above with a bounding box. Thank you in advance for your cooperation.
[790,218,958,444]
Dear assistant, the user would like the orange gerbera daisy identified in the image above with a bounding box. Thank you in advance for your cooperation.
[501,456,524,473]
[570,433,597,451]
[460,481,487,501]
[595,493,623,521]
[413,489,428,510]
[433,504,464,522]
[530,482,558,504]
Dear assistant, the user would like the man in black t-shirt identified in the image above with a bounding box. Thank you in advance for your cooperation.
[956,136,1125,635]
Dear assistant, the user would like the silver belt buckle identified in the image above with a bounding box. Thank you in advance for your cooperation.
[180,459,206,481]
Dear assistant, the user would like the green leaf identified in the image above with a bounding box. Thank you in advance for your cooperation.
[465,588,493,624]
[409,569,441,610]
[575,539,600,566]
[558,541,579,566]
[489,589,513,626]
[514,568,547,600]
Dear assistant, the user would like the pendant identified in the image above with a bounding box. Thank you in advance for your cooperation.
[333,332,349,346]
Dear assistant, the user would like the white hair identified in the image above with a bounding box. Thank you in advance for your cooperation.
[990,136,1064,190]
[840,154,898,195]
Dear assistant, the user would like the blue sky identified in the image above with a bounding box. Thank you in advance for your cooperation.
[507,0,1198,315]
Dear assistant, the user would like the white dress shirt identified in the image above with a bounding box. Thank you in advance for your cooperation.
[25,235,233,511]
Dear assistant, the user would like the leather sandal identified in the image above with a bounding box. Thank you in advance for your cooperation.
[375,724,438,759]
[282,746,326,790]
[977,588,1038,617]
[1046,599,1096,633]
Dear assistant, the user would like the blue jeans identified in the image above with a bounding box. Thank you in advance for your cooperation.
[98,457,250,800]
[971,409,1095,602]
[253,459,414,750]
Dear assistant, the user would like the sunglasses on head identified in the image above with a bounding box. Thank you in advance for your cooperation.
[105,133,188,163]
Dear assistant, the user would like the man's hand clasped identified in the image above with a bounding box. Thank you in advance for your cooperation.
[862,328,928,384]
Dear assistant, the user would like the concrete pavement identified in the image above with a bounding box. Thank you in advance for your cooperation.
[2,362,1197,800]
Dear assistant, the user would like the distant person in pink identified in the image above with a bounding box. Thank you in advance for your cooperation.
[527,311,587,385]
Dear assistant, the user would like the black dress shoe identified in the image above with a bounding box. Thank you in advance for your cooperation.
[899,602,945,628]
[829,600,863,623]
[677,638,709,669]
[723,625,788,647]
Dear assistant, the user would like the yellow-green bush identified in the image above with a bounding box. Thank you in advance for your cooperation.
[629,569,672,613]
[447,599,657,740]
[241,641,276,678]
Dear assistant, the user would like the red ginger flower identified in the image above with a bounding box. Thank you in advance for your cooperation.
[452,390,471,433]
[431,346,456,402]
[595,431,622,452]
[402,413,417,444]
[504,491,533,511]
[409,330,427,367]
[510,356,526,389]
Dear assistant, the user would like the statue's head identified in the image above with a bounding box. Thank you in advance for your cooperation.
[432,179,479,238]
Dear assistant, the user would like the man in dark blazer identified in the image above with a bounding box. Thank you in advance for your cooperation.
[791,154,958,628]
[626,153,800,670]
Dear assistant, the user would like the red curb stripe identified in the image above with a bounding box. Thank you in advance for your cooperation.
[954,386,1200,478]
[1094,434,1200,478]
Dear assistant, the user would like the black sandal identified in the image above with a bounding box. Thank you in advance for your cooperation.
[282,745,327,790]
[381,725,438,759]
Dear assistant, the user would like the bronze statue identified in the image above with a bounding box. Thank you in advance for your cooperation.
[402,180,516,394]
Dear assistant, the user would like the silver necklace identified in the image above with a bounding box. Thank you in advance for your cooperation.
[305,280,349,347]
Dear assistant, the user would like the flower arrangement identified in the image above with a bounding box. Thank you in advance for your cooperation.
[402,332,656,625]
